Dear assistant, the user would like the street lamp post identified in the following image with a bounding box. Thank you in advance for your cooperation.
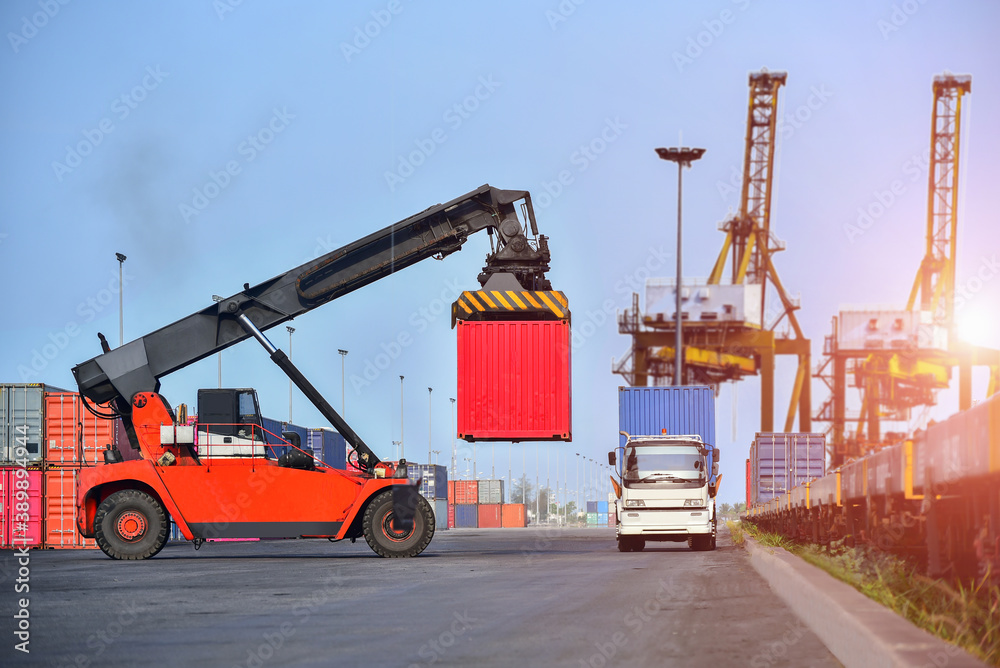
[286,326,295,422]
[450,398,457,480]
[655,146,706,386]
[338,349,348,417]
[212,295,224,387]
[116,253,127,347]
[427,387,433,466]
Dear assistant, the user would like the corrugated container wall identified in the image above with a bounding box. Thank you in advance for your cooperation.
[407,464,448,500]
[750,433,826,505]
[454,480,478,505]
[478,504,502,528]
[0,468,43,548]
[456,320,571,441]
[454,504,478,528]
[45,468,97,548]
[618,386,715,448]
[309,428,347,470]
[501,504,526,528]
[0,384,51,465]
[434,499,449,531]
[45,392,116,466]
[477,479,504,504]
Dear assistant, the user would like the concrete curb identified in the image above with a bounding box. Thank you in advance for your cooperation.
[741,531,988,668]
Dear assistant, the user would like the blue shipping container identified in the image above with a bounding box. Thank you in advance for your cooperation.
[407,464,448,500]
[586,501,598,514]
[309,428,347,469]
[597,513,608,525]
[751,433,826,504]
[618,386,716,448]
[597,501,608,514]
[260,416,288,459]
[455,504,478,528]
[434,499,449,531]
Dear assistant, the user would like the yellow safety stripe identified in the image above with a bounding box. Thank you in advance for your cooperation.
[491,291,514,311]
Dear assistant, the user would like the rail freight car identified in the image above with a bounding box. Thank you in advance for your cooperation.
[745,391,1000,581]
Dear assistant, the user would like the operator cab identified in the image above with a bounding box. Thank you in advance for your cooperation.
[196,388,269,458]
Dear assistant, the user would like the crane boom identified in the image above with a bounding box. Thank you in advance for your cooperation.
[72,185,549,407]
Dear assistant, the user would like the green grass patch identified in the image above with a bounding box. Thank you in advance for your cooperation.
[742,524,1000,665]
[726,520,744,546]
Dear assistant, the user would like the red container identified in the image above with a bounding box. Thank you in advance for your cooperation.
[501,503,526,528]
[44,468,97,549]
[447,503,455,529]
[746,458,752,508]
[454,480,478,505]
[457,320,572,441]
[447,480,455,503]
[0,468,44,548]
[478,504,502,528]
[44,392,116,466]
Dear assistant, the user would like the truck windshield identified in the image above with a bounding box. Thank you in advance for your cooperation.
[623,444,705,484]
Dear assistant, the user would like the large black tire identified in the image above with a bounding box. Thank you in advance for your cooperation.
[617,536,645,552]
[362,490,435,558]
[690,534,715,551]
[94,489,169,560]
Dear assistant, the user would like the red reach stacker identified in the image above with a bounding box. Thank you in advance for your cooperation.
[70,185,565,559]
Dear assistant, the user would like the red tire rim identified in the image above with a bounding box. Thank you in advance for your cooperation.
[381,511,413,543]
[116,511,147,542]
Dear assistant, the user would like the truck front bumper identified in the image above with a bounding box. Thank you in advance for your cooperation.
[617,508,712,536]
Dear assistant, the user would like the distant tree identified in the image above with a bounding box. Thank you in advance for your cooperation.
[511,479,535,505]
[720,502,733,515]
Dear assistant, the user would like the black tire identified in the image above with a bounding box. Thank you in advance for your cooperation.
[94,489,168,560]
[617,536,629,552]
[690,534,714,551]
[362,490,435,558]
[618,536,644,552]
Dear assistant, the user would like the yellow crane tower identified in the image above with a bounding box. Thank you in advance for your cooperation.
[615,69,812,433]
[814,74,999,467]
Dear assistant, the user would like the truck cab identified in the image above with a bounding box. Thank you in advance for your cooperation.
[610,432,718,552]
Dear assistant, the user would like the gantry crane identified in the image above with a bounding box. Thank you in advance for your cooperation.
[814,74,999,466]
[615,69,812,434]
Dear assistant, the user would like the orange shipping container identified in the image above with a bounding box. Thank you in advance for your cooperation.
[478,503,502,528]
[44,468,97,549]
[501,503,526,528]
[45,392,116,466]
[447,480,455,503]
[454,480,478,505]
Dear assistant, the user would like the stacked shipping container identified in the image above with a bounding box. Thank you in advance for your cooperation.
[446,478,524,528]
[748,433,826,505]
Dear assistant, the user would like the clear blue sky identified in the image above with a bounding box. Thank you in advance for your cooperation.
[2,2,998,506]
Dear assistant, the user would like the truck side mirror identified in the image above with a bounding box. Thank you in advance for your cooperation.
[607,451,616,466]
[712,462,719,476]
[712,447,720,463]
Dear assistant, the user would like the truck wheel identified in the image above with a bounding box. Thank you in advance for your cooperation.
[617,536,644,552]
[690,535,714,551]
[94,490,169,560]
[362,490,435,558]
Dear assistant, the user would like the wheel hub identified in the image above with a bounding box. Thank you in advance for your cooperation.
[381,512,413,543]
[116,511,147,541]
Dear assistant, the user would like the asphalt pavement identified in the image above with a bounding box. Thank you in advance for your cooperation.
[1,526,840,667]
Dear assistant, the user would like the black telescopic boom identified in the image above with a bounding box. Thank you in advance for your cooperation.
[237,314,381,474]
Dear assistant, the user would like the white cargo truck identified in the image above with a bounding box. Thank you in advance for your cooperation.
[609,431,719,552]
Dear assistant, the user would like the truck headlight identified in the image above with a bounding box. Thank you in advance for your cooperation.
[683,499,702,507]
[624,499,645,507]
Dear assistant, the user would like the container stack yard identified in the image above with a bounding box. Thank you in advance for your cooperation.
[447,479,526,529]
